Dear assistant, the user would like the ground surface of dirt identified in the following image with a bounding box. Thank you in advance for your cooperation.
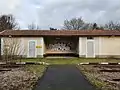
[0,67,38,90]
[80,65,120,90]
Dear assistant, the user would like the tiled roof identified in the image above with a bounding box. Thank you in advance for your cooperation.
[0,30,120,37]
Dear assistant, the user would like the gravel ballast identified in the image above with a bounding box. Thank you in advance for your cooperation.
[78,65,120,90]
[0,67,38,90]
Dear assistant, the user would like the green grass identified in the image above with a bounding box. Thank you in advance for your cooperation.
[25,65,47,77]
[19,58,120,64]
[24,65,47,90]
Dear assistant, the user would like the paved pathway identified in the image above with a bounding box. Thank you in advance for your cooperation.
[34,65,96,90]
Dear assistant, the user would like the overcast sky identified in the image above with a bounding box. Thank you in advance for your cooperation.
[0,0,120,29]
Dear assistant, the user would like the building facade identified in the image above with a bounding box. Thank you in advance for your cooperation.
[1,30,120,58]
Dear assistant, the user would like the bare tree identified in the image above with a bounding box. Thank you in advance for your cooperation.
[63,17,92,30]
[0,14,18,60]
[28,23,40,30]
[0,14,18,31]
[104,21,120,30]
[2,38,25,63]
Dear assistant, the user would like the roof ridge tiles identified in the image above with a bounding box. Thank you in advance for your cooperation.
[0,30,120,37]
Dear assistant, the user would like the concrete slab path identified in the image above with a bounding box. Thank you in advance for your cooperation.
[34,65,96,90]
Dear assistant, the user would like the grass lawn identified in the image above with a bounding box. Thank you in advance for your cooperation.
[25,65,47,77]
[19,58,120,64]
[20,58,120,90]
[23,65,47,90]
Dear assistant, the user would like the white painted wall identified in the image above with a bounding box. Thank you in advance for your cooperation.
[1,37,44,58]
[1,38,3,55]
[2,36,120,58]
[39,37,44,57]
[24,37,44,57]
[79,37,100,57]
[94,37,100,55]
[100,37,120,55]
[79,37,87,57]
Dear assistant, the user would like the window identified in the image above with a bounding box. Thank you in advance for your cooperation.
[87,37,94,40]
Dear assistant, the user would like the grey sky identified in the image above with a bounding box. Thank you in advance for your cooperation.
[0,0,120,29]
